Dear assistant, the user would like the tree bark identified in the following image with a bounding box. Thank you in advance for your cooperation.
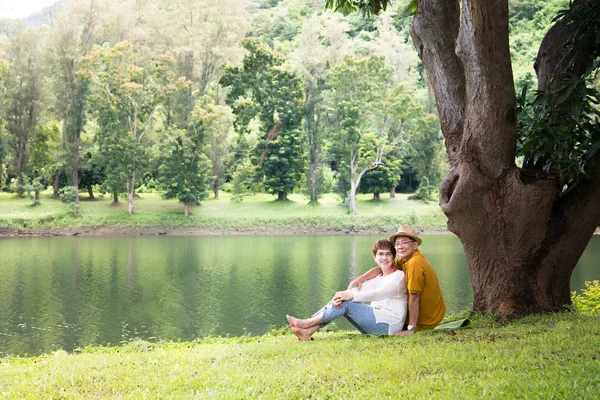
[277,191,287,201]
[412,0,600,317]
[213,176,219,199]
[184,202,189,217]
[87,184,95,199]
[373,192,381,201]
[304,86,319,204]
[112,191,119,205]
[53,170,60,197]
[72,135,80,204]
[389,186,395,198]
[126,169,136,215]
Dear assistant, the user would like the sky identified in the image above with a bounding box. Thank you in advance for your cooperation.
[0,0,60,19]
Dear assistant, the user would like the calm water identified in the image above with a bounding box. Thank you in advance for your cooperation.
[1,234,599,356]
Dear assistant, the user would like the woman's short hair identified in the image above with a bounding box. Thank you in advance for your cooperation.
[372,239,396,258]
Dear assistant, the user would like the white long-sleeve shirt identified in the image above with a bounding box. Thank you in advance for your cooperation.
[352,269,408,334]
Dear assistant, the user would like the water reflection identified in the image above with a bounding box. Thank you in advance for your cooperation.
[0,234,598,356]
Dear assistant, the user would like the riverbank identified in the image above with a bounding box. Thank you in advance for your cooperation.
[0,191,448,237]
[1,312,599,398]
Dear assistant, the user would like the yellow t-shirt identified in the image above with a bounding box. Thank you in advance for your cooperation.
[394,250,445,330]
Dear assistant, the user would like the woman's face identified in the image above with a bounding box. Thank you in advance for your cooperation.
[373,248,394,270]
[394,237,418,261]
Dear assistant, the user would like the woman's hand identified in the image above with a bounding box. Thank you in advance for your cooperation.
[332,290,354,307]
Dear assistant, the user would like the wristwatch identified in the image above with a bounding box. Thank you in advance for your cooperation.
[407,325,416,331]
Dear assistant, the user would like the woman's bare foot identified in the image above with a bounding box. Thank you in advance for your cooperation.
[286,315,312,329]
[291,325,320,341]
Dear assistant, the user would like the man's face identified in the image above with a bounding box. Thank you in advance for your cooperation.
[394,236,418,261]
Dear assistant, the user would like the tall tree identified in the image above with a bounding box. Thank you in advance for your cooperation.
[47,0,97,203]
[0,120,8,193]
[199,102,235,199]
[220,38,305,201]
[0,60,9,192]
[290,12,350,203]
[83,41,183,214]
[327,55,406,213]
[154,0,249,122]
[0,25,42,196]
[328,0,600,318]
[29,121,61,188]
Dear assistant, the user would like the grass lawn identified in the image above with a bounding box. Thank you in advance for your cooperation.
[0,190,447,234]
[1,312,598,399]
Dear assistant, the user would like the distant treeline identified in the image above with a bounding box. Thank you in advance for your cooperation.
[0,0,567,214]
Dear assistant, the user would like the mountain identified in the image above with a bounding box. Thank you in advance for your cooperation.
[21,0,67,28]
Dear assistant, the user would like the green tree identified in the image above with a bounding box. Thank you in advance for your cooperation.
[47,0,98,203]
[0,121,10,193]
[327,55,406,213]
[0,25,43,196]
[199,102,235,199]
[358,152,402,201]
[158,122,211,216]
[83,41,185,213]
[0,60,8,192]
[220,38,305,201]
[290,13,348,203]
[29,121,61,188]
[78,148,105,200]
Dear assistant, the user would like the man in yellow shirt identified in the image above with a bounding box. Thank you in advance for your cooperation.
[348,225,445,335]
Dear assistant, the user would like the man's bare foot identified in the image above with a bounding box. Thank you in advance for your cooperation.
[291,325,320,341]
[286,315,312,329]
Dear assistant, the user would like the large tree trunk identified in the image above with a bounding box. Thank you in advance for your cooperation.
[277,191,287,201]
[389,186,395,198]
[412,0,600,317]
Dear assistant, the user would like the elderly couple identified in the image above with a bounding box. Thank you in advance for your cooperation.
[286,225,445,340]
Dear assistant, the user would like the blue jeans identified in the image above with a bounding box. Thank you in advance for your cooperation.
[313,300,389,336]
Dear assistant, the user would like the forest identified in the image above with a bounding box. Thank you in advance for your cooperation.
[0,0,568,215]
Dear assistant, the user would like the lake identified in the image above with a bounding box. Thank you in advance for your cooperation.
[1,234,598,356]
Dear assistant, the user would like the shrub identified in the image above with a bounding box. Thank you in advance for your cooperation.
[572,280,600,314]
[59,186,83,217]
[413,176,435,202]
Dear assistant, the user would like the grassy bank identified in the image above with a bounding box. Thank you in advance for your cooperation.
[0,191,447,235]
[1,312,599,398]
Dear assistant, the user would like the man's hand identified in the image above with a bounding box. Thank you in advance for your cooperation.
[394,330,415,337]
[347,279,363,291]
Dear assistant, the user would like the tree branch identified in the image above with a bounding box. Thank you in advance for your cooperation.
[535,0,596,92]
[455,0,517,178]
[411,0,465,166]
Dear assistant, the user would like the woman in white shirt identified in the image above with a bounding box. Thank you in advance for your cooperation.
[286,239,407,341]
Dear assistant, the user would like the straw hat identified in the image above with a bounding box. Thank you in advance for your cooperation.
[389,225,422,245]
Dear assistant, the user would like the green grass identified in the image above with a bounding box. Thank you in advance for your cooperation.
[0,190,447,234]
[1,312,599,398]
